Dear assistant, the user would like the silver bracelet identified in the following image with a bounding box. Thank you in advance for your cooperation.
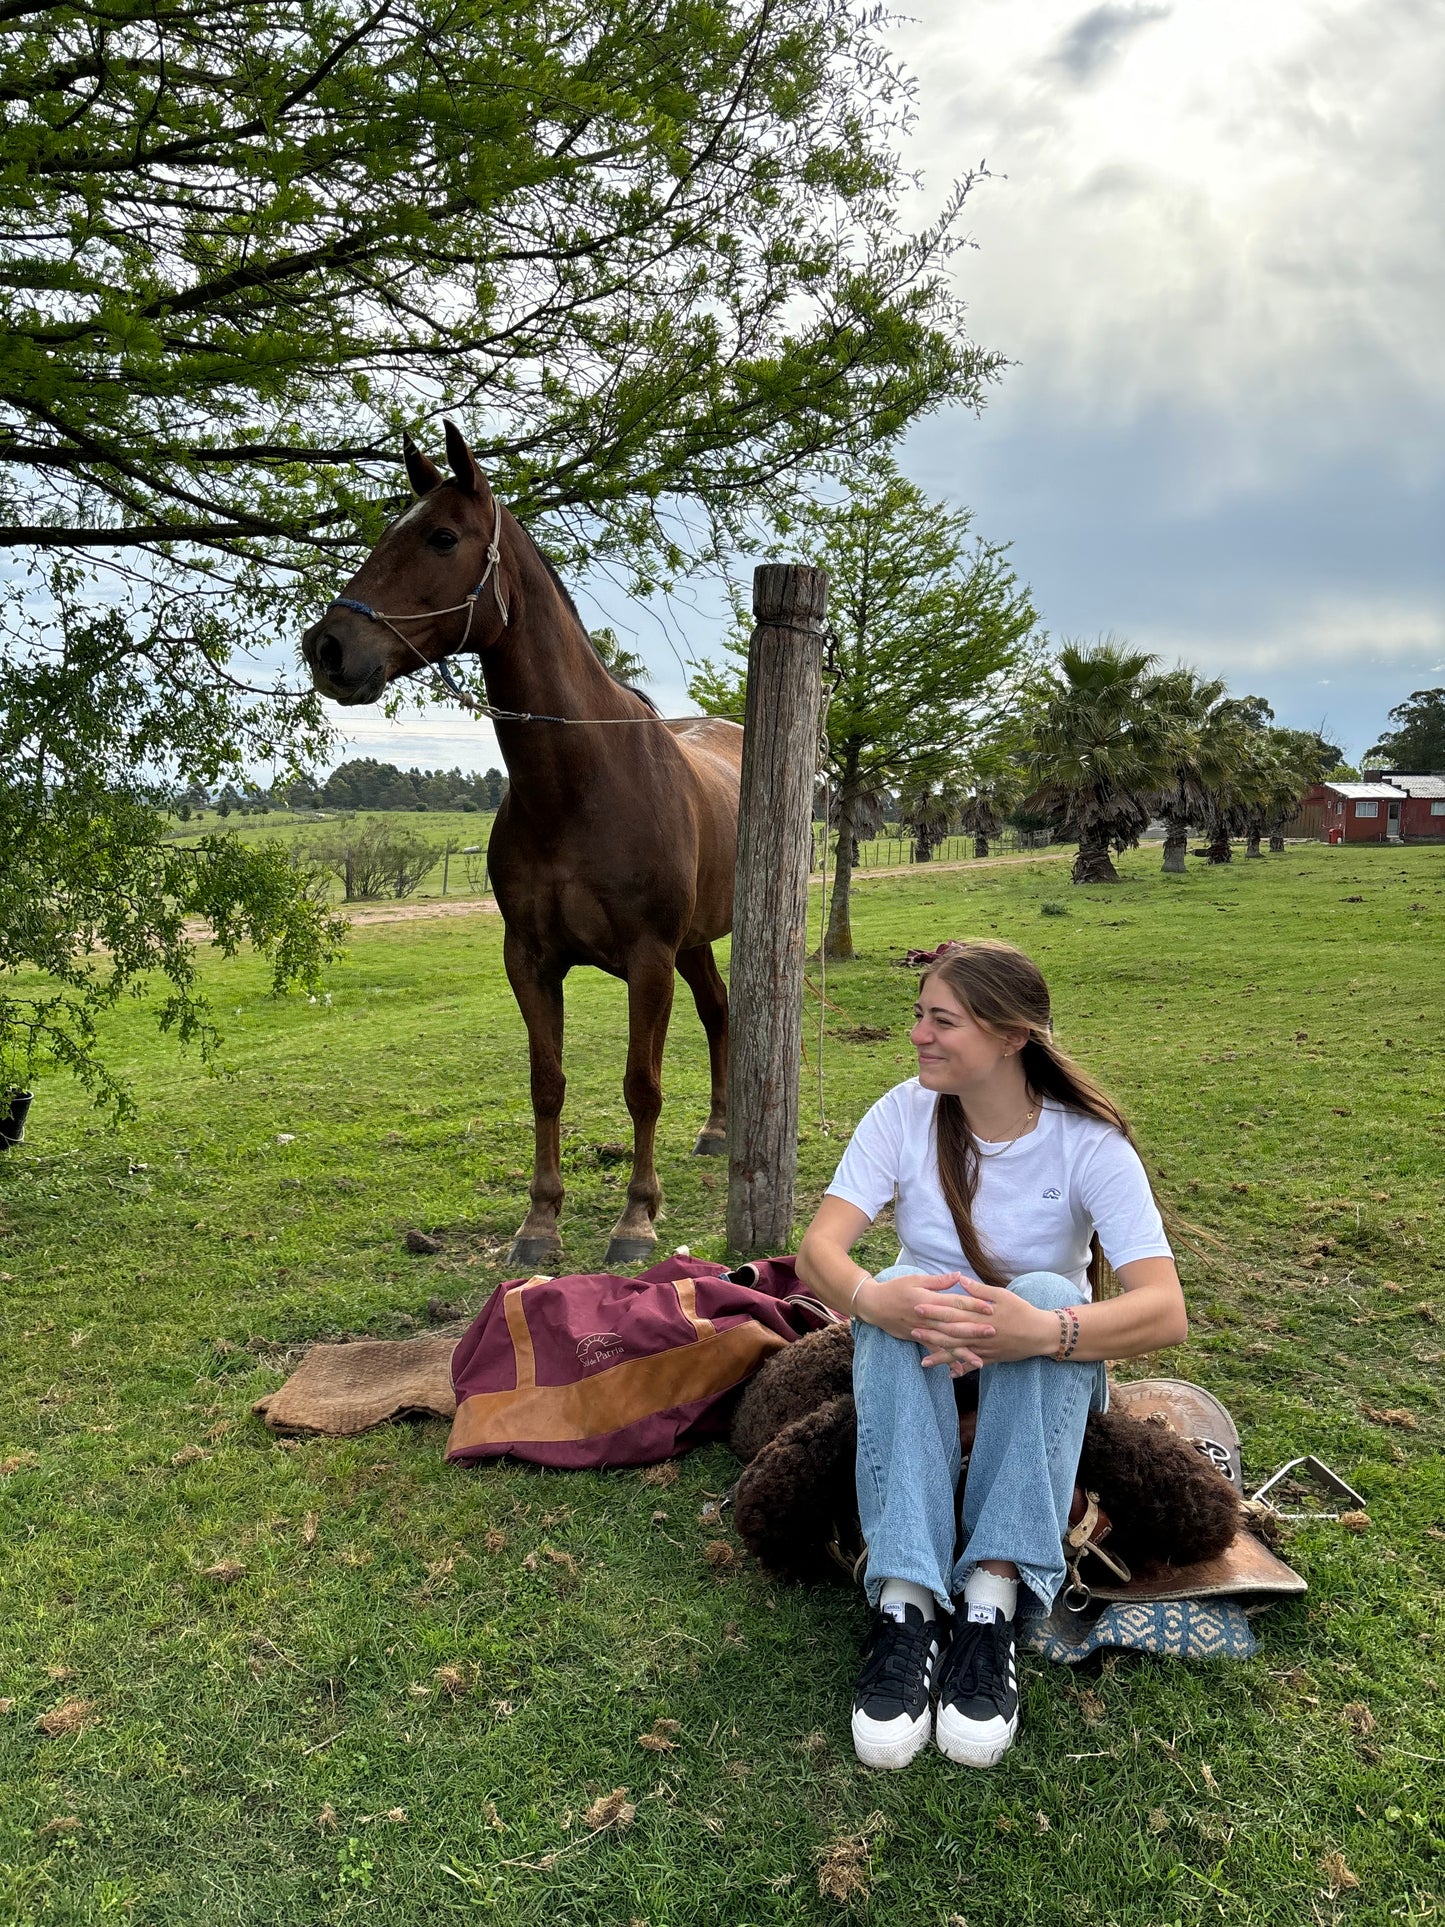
[849,1273,873,1313]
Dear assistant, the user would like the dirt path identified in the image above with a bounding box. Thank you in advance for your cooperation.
[328,847,1071,927]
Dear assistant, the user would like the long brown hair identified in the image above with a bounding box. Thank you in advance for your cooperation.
[922,940,1139,1294]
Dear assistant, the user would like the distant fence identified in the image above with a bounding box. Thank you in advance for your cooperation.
[810,826,1058,871]
[1276,802,1326,840]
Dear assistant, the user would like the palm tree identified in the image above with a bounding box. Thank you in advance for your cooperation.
[1262,729,1334,852]
[897,773,968,862]
[818,780,889,872]
[1026,641,1170,883]
[1142,668,1229,873]
[1196,702,1276,863]
[958,765,1026,858]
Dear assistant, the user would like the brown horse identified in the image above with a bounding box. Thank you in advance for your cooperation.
[301,422,742,1267]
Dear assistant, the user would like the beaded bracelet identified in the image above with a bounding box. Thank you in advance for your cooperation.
[1054,1307,1081,1360]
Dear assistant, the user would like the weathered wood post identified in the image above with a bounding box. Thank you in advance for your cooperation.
[726,563,828,1257]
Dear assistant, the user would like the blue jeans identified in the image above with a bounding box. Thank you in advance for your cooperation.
[852,1267,1108,1617]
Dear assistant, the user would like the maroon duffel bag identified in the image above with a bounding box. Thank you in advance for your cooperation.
[446,1253,836,1469]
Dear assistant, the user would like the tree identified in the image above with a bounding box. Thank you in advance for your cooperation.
[817,782,889,869]
[1026,642,1171,884]
[1367,690,1445,770]
[2,0,996,1102]
[1195,696,1277,864]
[3,0,991,588]
[897,772,969,863]
[1262,728,1335,853]
[690,454,1038,957]
[1142,668,1229,874]
[307,819,440,901]
[961,782,1018,862]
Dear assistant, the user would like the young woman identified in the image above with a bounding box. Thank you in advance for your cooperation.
[796,939,1187,1771]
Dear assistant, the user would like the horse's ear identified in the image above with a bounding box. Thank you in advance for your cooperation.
[443,418,485,496]
[403,431,443,497]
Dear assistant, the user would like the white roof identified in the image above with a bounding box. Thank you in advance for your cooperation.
[1323,782,1406,800]
[1381,773,1445,798]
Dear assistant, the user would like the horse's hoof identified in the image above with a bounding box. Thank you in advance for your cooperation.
[604,1234,657,1269]
[692,1131,727,1156]
[508,1234,562,1271]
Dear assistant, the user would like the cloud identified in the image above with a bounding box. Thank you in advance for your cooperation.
[1146,595,1445,676]
[334,707,502,774]
[1050,4,1171,83]
[898,0,1445,462]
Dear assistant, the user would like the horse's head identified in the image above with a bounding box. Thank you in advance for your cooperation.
[302,421,508,706]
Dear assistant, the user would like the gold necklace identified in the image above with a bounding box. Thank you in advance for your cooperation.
[971,1098,1039,1156]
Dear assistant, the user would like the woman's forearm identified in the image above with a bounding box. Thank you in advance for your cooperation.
[1044,1278,1187,1362]
[795,1228,874,1318]
[910,1259,1188,1368]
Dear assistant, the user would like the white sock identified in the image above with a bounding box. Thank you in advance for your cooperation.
[963,1568,1018,1624]
[879,1578,937,1623]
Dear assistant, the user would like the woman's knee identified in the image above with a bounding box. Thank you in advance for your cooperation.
[872,1263,918,1285]
[1008,1270,1085,1312]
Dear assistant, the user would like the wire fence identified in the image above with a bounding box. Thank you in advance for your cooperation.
[810,825,1058,872]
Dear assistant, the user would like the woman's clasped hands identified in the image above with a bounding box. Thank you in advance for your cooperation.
[876,1273,1056,1373]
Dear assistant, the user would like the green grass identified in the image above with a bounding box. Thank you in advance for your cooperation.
[1,844,1442,1925]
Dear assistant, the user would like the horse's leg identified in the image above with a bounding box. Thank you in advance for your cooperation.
[675,942,728,1156]
[502,932,567,1270]
[603,945,676,1268]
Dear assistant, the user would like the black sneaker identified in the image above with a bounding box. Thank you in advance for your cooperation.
[851,1603,942,1770]
[934,1605,1020,1767]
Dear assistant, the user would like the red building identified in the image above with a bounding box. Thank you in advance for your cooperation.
[1316,782,1406,843]
[1382,773,1445,842]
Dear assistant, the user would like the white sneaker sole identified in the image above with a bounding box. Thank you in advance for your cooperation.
[934,1704,1020,1768]
[851,1707,933,1770]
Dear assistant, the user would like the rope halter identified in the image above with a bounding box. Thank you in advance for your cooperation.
[326,492,509,662]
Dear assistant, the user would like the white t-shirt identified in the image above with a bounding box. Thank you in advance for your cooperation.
[826,1080,1171,1298]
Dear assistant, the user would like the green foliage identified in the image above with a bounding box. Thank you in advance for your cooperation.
[958,756,1029,855]
[1033,655,1336,878]
[1193,708,1336,861]
[692,451,1038,953]
[0,611,344,1110]
[1366,688,1445,770]
[895,770,970,861]
[306,819,442,902]
[287,759,506,813]
[589,628,651,691]
[1,0,994,591]
[0,0,998,1100]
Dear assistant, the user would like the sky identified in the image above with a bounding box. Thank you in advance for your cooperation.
[333,0,1445,775]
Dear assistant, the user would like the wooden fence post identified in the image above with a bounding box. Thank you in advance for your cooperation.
[726,563,828,1258]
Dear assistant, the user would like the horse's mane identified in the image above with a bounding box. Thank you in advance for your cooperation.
[515,520,661,716]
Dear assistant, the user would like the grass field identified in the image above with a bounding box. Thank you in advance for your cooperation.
[160,809,1058,907]
[1,844,1442,1925]
[163,811,501,906]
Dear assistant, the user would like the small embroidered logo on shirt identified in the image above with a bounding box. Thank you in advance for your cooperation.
[1041,1187,1062,1200]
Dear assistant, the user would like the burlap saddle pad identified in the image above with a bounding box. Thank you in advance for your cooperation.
[253,1335,457,1436]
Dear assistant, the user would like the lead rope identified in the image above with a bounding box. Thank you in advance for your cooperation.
[815,636,841,1133]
